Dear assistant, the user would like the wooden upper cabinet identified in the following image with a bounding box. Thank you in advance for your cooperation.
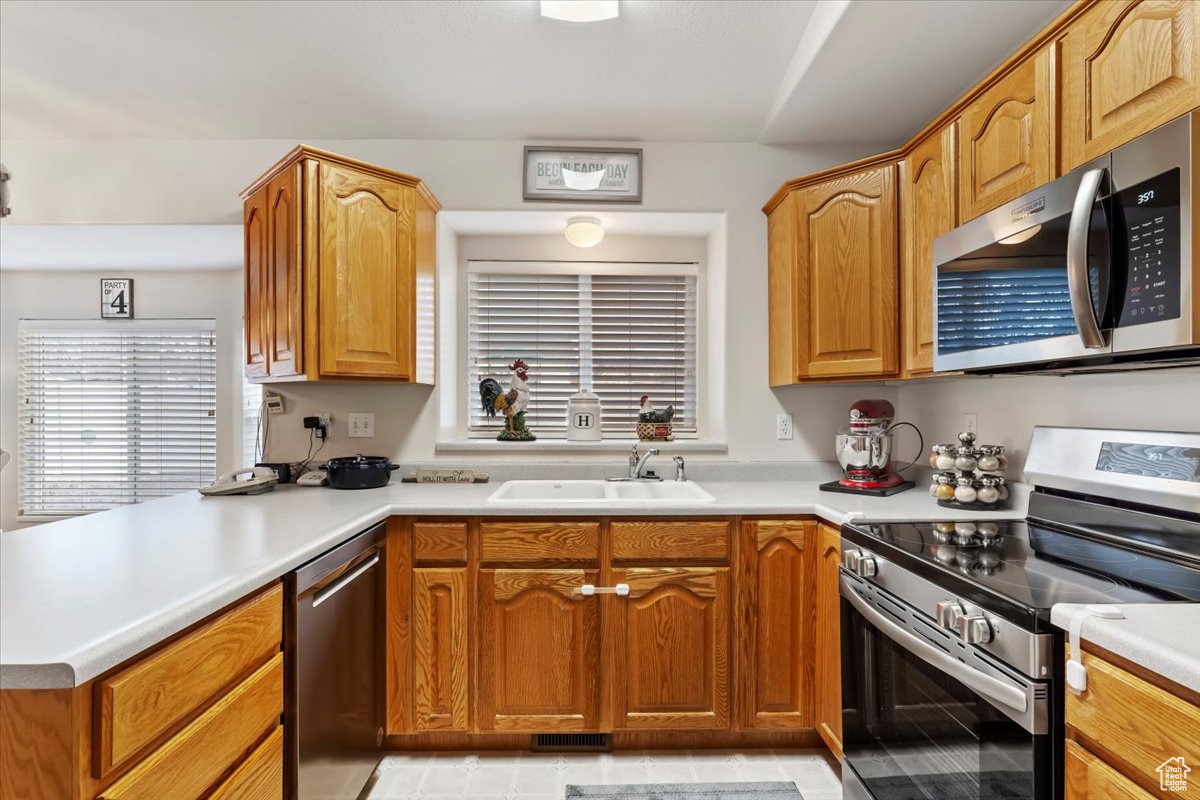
[814,523,842,759]
[1059,0,1200,171]
[240,146,439,382]
[742,521,813,730]
[767,190,800,386]
[611,567,730,730]
[796,163,900,379]
[265,164,302,379]
[243,188,268,380]
[902,126,956,376]
[957,47,1054,221]
[477,569,601,732]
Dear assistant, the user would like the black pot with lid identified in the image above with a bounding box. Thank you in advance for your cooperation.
[324,454,400,490]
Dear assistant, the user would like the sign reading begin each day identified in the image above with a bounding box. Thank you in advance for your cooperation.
[100,278,133,319]
[523,146,642,203]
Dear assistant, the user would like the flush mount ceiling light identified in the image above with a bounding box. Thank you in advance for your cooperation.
[540,0,618,22]
[565,216,605,248]
[998,224,1042,245]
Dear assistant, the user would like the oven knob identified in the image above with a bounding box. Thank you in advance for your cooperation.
[845,550,863,572]
[935,600,965,630]
[958,614,994,644]
[855,555,878,578]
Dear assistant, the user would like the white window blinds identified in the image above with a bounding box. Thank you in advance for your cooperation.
[18,321,218,518]
[467,263,698,437]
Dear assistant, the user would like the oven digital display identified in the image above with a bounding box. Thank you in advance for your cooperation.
[1117,168,1181,327]
[1096,441,1200,483]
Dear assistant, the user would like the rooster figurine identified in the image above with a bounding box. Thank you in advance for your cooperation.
[479,359,536,441]
[637,395,675,424]
[636,394,675,442]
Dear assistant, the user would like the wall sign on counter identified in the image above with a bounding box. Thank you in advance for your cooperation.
[523,146,642,203]
[100,278,133,319]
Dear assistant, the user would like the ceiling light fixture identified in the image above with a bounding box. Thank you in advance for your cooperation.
[998,224,1042,245]
[565,216,605,248]
[540,0,618,23]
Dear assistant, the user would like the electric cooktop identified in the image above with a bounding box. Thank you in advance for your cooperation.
[841,518,1200,630]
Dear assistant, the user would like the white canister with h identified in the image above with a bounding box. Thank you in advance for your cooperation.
[567,391,602,441]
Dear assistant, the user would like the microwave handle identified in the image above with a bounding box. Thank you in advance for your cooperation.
[1066,167,1108,349]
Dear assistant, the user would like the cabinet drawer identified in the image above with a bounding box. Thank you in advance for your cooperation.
[1065,740,1153,800]
[611,521,730,562]
[1066,649,1200,791]
[98,653,283,800]
[480,522,600,564]
[208,724,284,800]
[413,522,468,564]
[97,584,282,776]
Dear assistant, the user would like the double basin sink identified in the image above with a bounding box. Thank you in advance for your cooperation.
[487,479,716,504]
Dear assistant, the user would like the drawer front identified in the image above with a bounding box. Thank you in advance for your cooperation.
[98,654,283,800]
[413,522,468,564]
[98,584,282,775]
[1065,740,1153,800]
[1066,650,1200,794]
[480,522,600,564]
[610,521,731,562]
[208,724,284,800]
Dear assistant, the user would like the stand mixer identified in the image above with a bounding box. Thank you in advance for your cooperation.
[819,399,923,496]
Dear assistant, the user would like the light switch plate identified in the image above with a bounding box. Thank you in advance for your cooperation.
[349,413,375,438]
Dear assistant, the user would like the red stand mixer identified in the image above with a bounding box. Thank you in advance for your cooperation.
[819,399,923,496]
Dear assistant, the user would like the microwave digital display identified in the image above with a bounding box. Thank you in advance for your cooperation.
[1117,168,1181,328]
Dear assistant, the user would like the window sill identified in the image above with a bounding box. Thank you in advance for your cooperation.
[435,438,728,455]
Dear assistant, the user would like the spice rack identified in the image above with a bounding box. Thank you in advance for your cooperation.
[929,431,1010,511]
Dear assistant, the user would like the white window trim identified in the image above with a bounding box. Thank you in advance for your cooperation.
[434,219,729,454]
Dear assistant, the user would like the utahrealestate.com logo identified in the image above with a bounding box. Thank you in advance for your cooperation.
[1158,757,1191,792]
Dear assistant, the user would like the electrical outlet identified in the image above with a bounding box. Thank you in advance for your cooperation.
[776,413,794,440]
[348,413,375,438]
[964,413,978,436]
[316,412,332,428]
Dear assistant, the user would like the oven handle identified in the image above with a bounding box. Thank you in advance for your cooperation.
[840,574,1029,715]
[1066,167,1107,349]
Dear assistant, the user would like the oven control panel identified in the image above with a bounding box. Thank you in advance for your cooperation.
[1117,167,1181,327]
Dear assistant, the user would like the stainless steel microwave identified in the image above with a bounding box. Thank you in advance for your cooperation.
[933,112,1197,373]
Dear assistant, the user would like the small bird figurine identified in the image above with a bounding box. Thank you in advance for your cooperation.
[637,394,675,424]
[479,359,536,441]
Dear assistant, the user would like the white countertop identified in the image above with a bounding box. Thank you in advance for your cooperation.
[1052,603,1200,694]
[0,477,1027,689]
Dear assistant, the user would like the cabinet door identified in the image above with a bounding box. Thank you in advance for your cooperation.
[1061,0,1200,172]
[902,126,956,376]
[612,567,730,730]
[743,521,813,729]
[317,163,415,379]
[958,47,1054,221]
[478,569,600,731]
[797,165,899,378]
[265,164,302,379]
[413,568,469,732]
[1065,740,1154,800]
[814,524,842,759]
[767,191,800,386]
[243,187,269,380]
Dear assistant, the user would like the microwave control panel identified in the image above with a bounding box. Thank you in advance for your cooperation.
[1117,167,1181,327]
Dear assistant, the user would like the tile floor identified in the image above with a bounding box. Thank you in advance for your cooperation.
[363,749,841,800]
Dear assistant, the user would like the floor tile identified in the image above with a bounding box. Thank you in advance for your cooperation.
[370,766,427,799]
[464,766,516,796]
[421,766,474,795]
[645,762,696,783]
[512,764,559,795]
[690,761,743,783]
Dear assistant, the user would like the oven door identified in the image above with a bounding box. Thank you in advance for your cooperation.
[839,573,1055,800]
[932,161,1114,372]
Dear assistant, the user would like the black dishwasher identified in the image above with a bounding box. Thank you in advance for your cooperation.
[285,522,385,800]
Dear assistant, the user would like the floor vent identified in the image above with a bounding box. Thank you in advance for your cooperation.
[532,733,613,752]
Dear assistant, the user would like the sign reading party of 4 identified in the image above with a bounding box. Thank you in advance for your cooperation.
[101,278,133,319]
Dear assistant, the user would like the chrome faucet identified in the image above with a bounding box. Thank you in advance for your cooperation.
[627,444,661,481]
[673,455,686,482]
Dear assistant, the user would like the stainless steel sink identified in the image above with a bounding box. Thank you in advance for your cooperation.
[487,479,715,504]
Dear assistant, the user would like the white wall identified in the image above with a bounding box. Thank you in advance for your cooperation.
[0,269,246,530]
[897,369,1200,475]
[1,137,885,468]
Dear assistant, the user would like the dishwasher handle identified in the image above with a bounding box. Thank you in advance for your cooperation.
[311,551,380,608]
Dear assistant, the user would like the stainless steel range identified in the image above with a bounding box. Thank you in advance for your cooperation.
[838,426,1200,800]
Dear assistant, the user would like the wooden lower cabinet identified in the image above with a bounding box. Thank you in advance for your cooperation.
[412,568,469,732]
[814,523,843,758]
[477,569,601,732]
[742,521,814,729]
[1065,740,1154,800]
[611,567,731,731]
